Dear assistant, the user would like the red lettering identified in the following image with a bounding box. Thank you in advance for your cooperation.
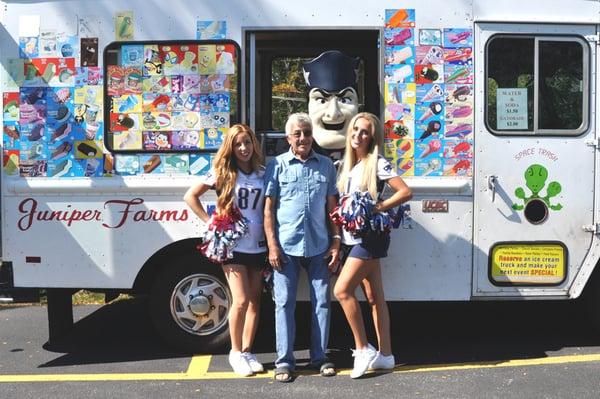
[103,198,144,228]
[18,198,37,231]
[17,198,187,230]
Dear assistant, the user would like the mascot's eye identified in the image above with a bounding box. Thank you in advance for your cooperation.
[316,97,326,104]
[340,97,353,104]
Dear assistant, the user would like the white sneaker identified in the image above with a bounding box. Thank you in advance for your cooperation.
[228,351,253,376]
[350,343,377,379]
[242,352,264,373]
[369,351,395,370]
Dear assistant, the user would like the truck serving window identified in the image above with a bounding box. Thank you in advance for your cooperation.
[247,30,380,135]
[486,36,589,135]
[103,40,241,154]
[271,56,366,131]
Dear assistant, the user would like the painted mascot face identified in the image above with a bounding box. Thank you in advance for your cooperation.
[308,87,358,149]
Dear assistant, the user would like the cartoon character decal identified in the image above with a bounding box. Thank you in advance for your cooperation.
[512,164,563,211]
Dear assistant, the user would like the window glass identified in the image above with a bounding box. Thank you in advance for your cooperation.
[487,38,534,132]
[486,36,587,135]
[538,40,583,130]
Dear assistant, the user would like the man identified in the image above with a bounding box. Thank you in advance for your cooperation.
[264,113,341,382]
[303,50,361,159]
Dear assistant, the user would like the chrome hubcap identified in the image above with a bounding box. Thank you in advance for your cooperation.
[170,273,230,336]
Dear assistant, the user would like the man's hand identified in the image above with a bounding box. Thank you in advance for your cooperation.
[268,246,283,271]
[325,241,340,272]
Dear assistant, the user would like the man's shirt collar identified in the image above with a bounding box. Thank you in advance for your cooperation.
[284,147,319,163]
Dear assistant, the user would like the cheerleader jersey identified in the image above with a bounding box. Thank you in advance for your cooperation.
[342,156,397,246]
[201,167,266,254]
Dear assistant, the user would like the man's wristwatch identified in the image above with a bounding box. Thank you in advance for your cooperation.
[332,235,342,241]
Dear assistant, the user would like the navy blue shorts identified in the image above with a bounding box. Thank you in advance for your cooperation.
[345,233,391,260]
[226,251,267,269]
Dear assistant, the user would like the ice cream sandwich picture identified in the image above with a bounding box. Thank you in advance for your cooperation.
[75,141,101,158]
[142,154,162,173]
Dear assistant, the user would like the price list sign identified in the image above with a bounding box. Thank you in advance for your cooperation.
[497,88,527,130]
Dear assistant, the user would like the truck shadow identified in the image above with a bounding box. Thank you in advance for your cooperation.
[39,294,600,370]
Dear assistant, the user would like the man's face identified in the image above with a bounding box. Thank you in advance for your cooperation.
[286,122,313,159]
[308,87,359,150]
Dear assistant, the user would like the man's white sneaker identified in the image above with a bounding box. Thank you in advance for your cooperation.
[242,352,264,373]
[369,352,395,370]
[350,344,377,379]
[228,351,253,376]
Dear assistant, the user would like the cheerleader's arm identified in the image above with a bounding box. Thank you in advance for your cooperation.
[183,182,213,223]
[374,176,412,213]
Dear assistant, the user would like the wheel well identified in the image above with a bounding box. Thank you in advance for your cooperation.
[581,259,600,300]
[132,238,204,294]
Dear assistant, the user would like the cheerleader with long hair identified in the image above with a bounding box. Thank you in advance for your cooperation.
[184,124,266,376]
[334,113,412,378]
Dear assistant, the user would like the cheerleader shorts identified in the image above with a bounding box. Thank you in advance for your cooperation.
[345,232,391,261]
[226,251,268,269]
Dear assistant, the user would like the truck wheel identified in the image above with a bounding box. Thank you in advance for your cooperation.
[149,257,231,352]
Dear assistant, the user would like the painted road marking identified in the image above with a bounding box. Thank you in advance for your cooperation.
[1,353,600,382]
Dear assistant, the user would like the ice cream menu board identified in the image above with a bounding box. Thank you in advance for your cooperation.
[383,9,474,177]
[103,40,239,175]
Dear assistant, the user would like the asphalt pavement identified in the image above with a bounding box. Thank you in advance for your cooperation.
[1,296,600,398]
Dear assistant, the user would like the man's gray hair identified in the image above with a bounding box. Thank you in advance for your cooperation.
[285,113,312,136]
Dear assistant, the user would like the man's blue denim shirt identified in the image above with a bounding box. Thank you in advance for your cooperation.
[264,148,338,257]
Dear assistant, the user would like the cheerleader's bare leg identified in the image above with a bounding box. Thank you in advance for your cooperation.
[360,261,392,355]
[223,264,251,352]
[241,265,263,352]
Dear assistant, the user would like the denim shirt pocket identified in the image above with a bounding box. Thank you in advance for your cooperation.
[279,172,298,197]
[310,171,329,199]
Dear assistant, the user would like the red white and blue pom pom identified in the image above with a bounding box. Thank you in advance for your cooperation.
[330,191,402,237]
[197,208,249,263]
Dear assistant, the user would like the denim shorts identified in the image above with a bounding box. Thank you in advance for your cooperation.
[345,232,391,260]
[226,251,267,269]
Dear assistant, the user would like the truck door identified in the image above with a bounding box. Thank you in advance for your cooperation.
[473,23,597,297]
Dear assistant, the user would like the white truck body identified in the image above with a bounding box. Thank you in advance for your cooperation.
[0,0,599,347]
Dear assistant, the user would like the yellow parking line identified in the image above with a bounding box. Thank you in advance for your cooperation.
[186,355,212,377]
[0,355,212,383]
[0,353,599,382]
[395,353,600,373]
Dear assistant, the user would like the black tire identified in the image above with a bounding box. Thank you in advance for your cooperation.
[149,255,231,352]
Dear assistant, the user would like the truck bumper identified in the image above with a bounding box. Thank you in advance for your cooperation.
[0,262,40,303]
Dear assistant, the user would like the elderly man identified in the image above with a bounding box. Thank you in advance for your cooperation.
[264,113,341,382]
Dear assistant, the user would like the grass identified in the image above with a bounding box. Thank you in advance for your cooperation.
[34,290,130,305]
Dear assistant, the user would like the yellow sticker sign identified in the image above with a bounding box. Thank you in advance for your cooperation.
[490,243,566,285]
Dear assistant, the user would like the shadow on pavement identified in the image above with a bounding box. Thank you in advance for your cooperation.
[37,294,600,370]
[40,296,186,367]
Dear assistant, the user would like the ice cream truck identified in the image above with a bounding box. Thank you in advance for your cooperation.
[0,0,599,351]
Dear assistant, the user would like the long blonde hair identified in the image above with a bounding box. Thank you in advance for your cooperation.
[337,112,383,198]
[213,124,263,216]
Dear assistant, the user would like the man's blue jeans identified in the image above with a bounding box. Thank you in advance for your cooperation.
[273,251,331,371]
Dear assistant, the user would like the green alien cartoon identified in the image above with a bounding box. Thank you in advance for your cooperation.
[512,164,563,211]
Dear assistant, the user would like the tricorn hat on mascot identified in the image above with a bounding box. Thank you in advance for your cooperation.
[303,50,360,92]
